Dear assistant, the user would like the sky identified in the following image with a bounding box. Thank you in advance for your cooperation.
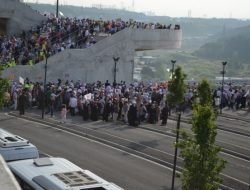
[23,0,250,19]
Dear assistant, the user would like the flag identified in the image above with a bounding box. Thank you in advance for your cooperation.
[84,93,92,100]
[19,76,24,85]
[244,90,249,97]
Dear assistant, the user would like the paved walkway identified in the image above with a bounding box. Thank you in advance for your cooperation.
[2,106,249,128]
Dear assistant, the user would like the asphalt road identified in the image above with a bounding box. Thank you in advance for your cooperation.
[77,119,250,184]
[1,109,249,189]
[0,113,182,190]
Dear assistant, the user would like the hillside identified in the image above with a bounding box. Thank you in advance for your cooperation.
[193,25,250,72]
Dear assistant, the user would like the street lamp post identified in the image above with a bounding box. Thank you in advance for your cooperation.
[171,112,181,190]
[220,61,227,114]
[42,52,48,119]
[113,56,120,85]
[171,60,176,79]
[131,60,134,82]
[169,60,176,116]
[56,0,59,18]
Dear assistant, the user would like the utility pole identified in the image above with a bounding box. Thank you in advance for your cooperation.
[131,60,134,82]
[56,0,59,18]
[42,52,48,119]
[171,60,176,79]
[220,61,227,114]
[113,57,120,85]
[171,112,181,190]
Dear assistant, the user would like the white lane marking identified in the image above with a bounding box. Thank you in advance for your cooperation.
[220,152,250,166]
[12,115,177,172]
[68,122,176,157]
[217,139,250,151]
[9,114,250,186]
[217,128,250,139]
[220,173,250,186]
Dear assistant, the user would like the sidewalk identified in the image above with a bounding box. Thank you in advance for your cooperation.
[3,106,250,126]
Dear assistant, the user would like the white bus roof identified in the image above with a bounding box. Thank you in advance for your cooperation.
[8,157,124,190]
[0,128,30,148]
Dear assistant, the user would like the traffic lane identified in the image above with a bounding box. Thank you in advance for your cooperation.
[86,120,250,152]
[84,121,177,155]
[1,118,181,190]
[79,120,250,183]
[175,121,249,151]
[220,152,250,184]
[139,119,250,153]
[217,117,250,133]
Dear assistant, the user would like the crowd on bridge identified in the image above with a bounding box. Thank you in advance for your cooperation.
[3,78,250,126]
[0,14,180,67]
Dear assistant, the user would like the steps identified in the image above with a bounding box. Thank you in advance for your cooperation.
[3,28,182,83]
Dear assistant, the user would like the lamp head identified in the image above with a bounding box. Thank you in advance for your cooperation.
[222,61,227,66]
[113,57,120,62]
[171,60,176,64]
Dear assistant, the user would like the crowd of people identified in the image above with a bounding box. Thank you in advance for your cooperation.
[3,78,250,126]
[0,14,180,67]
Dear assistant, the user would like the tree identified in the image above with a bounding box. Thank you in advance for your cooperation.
[0,65,9,108]
[167,66,186,108]
[168,66,186,190]
[178,79,226,190]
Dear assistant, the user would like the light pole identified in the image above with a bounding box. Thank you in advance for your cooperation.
[169,60,176,116]
[171,60,176,79]
[56,0,59,18]
[42,51,48,119]
[113,56,120,85]
[171,112,181,190]
[131,59,134,82]
[220,61,227,114]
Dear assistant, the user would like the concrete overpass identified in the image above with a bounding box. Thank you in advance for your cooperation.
[3,28,182,83]
[0,0,45,35]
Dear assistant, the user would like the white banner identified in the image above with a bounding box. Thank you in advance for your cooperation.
[19,76,24,85]
[84,93,92,100]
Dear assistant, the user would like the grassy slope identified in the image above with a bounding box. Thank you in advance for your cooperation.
[137,50,250,80]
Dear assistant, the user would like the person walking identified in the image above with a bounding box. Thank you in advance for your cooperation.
[69,93,77,116]
[60,104,67,123]
[18,91,26,115]
[161,102,169,126]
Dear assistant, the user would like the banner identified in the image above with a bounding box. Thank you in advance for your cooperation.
[19,76,24,85]
[84,93,92,100]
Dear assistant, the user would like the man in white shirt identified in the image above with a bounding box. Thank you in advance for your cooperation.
[69,93,77,116]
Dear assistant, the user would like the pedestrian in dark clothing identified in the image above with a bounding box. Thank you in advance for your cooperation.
[149,104,157,124]
[161,104,169,125]
[128,103,138,126]
[90,102,99,121]
[103,101,112,122]
[82,102,89,121]
[18,92,26,115]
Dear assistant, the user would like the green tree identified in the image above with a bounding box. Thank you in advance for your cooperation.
[168,66,186,190]
[178,80,226,190]
[167,66,186,107]
[0,65,9,108]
